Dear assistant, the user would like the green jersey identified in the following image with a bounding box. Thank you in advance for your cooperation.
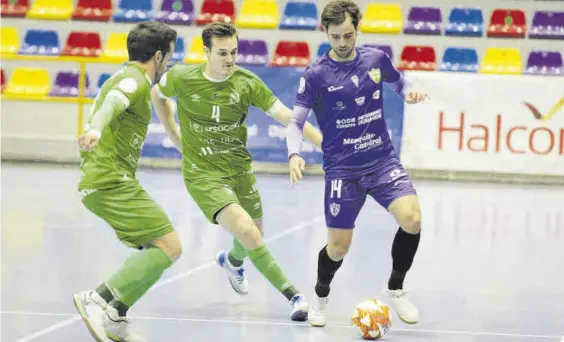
[156,64,277,180]
[79,63,153,189]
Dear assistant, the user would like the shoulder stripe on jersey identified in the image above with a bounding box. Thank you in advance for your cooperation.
[107,89,130,108]
[154,85,171,100]
[265,99,281,116]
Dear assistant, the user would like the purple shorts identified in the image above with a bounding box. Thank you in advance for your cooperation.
[324,160,416,229]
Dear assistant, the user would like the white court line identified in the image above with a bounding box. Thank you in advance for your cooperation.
[15,216,324,342]
[4,310,561,340]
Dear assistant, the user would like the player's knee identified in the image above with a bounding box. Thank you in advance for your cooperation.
[151,232,183,262]
[328,239,352,261]
[402,210,421,234]
[234,216,262,249]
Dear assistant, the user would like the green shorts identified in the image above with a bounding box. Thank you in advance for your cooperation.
[80,181,174,248]
[185,172,262,224]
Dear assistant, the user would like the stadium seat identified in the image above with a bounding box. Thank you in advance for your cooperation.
[1,27,20,55]
[50,71,91,97]
[529,11,564,40]
[236,0,279,29]
[172,37,185,62]
[270,41,310,67]
[487,9,526,38]
[27,0,73,20]
[236,39,268,65]
[316,42,330,59]
[279,1,318,30]
[72,0,112,21]
[480,48,522,74]
[92,73,111,97]
[101,33,129,62]
[156,0,194,25]
[360,3,402,34]
[440,47,478,72]
[1,69,5,92]
[362,44,393,60]
[3,67,50,96]
[19,30,60,56]
[526,51,563,76]
[445,7,484,37]
[195,0,235,25]
[184,36,206,64]
[397,46,436,71]
[404,6,442,35]
[1,0,29,17]
[113,0,153,23]
[62,32,102,57]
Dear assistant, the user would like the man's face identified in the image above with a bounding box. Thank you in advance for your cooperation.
[154,41,174,83]
[326,15,357,60]
[205,36,238,77]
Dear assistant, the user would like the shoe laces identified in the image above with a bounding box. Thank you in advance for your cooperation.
[387,290,407,299]
[234,268,245,282]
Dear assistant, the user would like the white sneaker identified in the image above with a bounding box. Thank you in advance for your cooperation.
[216,250,249,295]
[104,306,145,342]
[72,290,107,342]
[380,289,419,324]
[308,293,328,327]
[289,294,308,321]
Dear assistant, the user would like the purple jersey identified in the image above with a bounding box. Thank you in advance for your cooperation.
[294,46,408,179]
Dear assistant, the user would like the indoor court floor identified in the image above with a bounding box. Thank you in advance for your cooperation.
[1,162,563,342]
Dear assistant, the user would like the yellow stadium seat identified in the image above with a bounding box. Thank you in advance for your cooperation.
[1,27,20,55]
[480,48,522,75]
[27,0,73,20]
[101,33,129,62]
[4,68,50,97]
[360,3,402,34]
[184,36,206,64]
[236,0,279,29]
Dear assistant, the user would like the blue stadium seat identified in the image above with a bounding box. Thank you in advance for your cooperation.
[113,0,153,23]
[19,29,60,56]
[172,37,185,62]
[440,47,479,72]
[91,73,111,97]
[316,42,330,59]
[279,1,318,30]
[445,7,484,37]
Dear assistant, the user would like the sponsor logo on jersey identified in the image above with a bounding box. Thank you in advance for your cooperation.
[358,109,382,125]
[129,133,144,149]
[328,85,344,92]
[343,133,382,150]
[351,75,359,88]
[191,94,201,101]
[355,96,365,105]
[229,92,240,104]
[336,117,356,129]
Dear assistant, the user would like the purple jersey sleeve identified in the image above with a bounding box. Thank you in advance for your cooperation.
[294,68,318,109]
[380,53,411,100]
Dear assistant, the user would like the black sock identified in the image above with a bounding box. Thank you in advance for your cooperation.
[282,286,299,301]
[95,283,114,304]
[109,299,130,317]
[228,252,244,268]
[388,227,420,290]
[315,245,343,297]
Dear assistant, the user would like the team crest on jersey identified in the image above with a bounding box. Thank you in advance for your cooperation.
[329,202,340,217]
[368,68,381,84]
[351,75,359,88]
[229,92,240,104]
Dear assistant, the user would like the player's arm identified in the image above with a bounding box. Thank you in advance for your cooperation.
[286,105,312,185]
[79,82,137,151]
[266,101,322,149]
[380,54,427,104]
[151,67,182,152]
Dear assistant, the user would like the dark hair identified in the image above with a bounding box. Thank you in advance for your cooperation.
[127,22,177,62]
[202,22,238,50]
[321,0,362,30]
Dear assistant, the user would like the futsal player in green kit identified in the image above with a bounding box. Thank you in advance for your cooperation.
[74,22,178,342]
[151,22,323,320]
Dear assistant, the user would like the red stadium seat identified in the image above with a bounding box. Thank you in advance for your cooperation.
[487,9,526,38]
[195,0,235,25]
[1,69,6,93]
[270,41,310,67]
[72,0,112,21]
[397,45,436,71]
[62,32,102,57]
[1,0,29,17]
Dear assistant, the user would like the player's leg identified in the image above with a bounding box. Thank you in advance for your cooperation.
[310,177,366,327]
[76,182,180,341]
[232,172,308,319]
[366,164,420,324]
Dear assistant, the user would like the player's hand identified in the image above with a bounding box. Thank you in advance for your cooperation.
[78,130,101,151]
[289,154,306,185]
[406,91,429,104]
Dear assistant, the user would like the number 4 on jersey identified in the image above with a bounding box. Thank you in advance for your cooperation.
[211,105,221,122]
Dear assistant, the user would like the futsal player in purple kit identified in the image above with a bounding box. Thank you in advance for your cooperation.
[286,0,429,327]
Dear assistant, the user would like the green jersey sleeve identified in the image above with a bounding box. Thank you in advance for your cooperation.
[156,64,182,98]
[249,74,278,113]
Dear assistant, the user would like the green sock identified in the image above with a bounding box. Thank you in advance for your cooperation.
[105,247,172,309]
[248,245,298,300]
[228,238,247,267]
